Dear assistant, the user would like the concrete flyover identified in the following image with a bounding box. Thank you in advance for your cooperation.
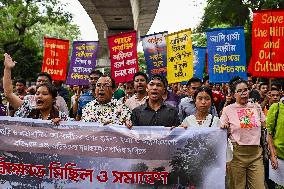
[78,0,160,67]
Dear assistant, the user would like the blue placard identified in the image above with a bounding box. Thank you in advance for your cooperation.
[141,32,168,77]
[206,27,247,83]
[193,46,206,80]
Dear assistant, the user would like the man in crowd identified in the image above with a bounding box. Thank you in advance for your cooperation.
[3,53,68,114]
[248,74,261,103]
[259,82,269,104]
[53,80,69,105]
[125,72,148,110]
[121,81,135,103]
[8,79,27,116]
[74,70,102,120]
[163,82,181,108]
[81,75,131,126]
[178,77,218,121]
[131,75,180,127]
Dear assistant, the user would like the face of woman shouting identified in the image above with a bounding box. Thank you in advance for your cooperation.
[35,84,57,111]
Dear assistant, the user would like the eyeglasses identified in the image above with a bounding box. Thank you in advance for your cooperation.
[96,83,112,89]
[236,88,249,94]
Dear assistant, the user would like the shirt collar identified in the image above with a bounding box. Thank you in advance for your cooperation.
[143,99,167,111]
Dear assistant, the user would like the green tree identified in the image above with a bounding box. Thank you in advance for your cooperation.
[137,51,147,73]
[0,0,79,80]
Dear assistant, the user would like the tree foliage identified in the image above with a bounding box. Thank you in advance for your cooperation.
[0,0,80,80]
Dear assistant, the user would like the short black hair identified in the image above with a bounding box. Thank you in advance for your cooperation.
[15,79,26,86]
[37,72,52,83]
[271,82,281,90]
[259,82,268,89]
[229,77,248,94]
[271,86,279,91]
[187,77,202,87]
[149,74,167,88]
[89,70,103,77]
[133,72,148,82]
[99,75,116,89]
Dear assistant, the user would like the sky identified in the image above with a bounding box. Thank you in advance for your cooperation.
[61,0,207,48]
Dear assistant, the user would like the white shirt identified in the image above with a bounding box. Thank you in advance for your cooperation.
[182,114,220,127]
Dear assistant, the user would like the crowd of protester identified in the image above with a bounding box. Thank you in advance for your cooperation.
[1,53,284,188]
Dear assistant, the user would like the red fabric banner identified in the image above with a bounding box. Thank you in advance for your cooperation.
[250,10,284,78]
[108,31,138,83]
[42,37,70,81]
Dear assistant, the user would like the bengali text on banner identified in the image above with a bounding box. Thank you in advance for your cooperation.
[166,29,193,84]
[206,27,247,83]
[0,117,226,189]
[108,31,139,83]
[141,32,168,77]
[66,41,99,85]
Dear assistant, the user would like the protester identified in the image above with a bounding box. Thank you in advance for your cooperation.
[131,75,180,127]
[14,82,68,123]
[259,82,269,103]
[264,87,282,189]
[81,75,131,126]
[74,70,102,120]
[0,95,6,116]
[26,85,36,95]
[53,80,69,105]
[125,72,148,110]
[113,84,125,100]
[220,78,266,189]
[3,53,68,115]
[163,82,181,108]
[248,74,261,103]
[7,78,27,116]
[121,81,135,103]
[178,77,217,122]
[267,100,284,171]
[180,86,220,128]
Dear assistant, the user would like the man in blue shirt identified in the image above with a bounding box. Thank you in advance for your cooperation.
[74,70,103,120]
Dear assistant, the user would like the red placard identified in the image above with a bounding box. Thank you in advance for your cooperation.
[42,37,70,81]
[108,31,138,83]
[250,9,284,78]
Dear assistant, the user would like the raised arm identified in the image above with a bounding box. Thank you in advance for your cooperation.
[3,53,24,109]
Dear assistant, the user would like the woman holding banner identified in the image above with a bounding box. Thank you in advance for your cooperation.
[180,86,220,128]
[220,79,266,189]
[14,83,69,124]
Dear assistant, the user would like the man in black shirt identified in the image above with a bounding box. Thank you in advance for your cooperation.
[131,75,180,127]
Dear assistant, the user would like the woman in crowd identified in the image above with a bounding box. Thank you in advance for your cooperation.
[14,83,68,123]
[220,79,266,189]
[180,86,220,128]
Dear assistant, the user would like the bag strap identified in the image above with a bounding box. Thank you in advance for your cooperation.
[272,103,280,137]
[209,115,214,127]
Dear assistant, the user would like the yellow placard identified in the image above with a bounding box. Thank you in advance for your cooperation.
[166,29,193,84]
